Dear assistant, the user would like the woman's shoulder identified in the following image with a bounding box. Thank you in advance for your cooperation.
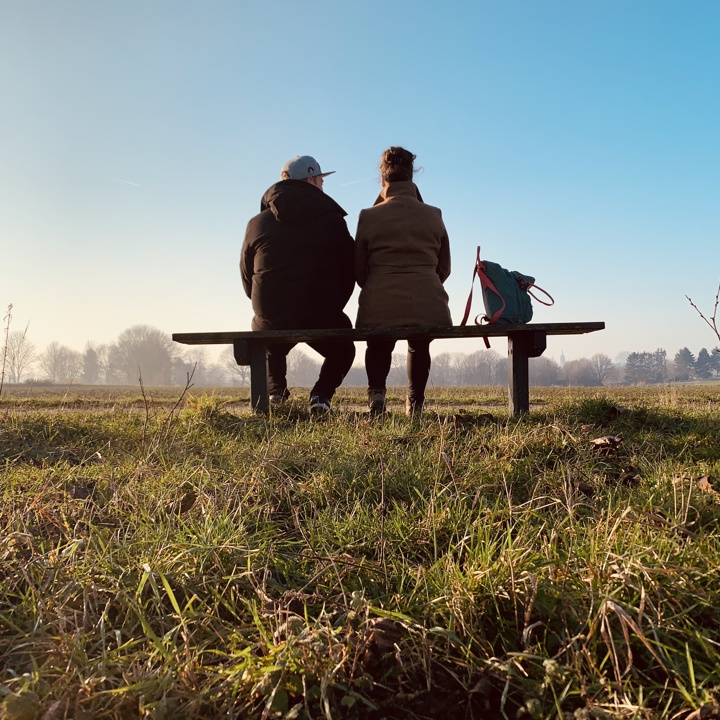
[421,201,443,216]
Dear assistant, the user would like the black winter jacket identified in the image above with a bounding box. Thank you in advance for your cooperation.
[240,180,355,330]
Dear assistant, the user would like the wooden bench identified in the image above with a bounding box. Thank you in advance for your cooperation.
[173,322,604,416]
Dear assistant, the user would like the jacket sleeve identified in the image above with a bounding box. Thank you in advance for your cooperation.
[354,210,369,288]
[437,221,451,283]
[240,222,255,299]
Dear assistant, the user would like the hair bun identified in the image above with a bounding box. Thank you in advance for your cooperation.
[380,146,416,182]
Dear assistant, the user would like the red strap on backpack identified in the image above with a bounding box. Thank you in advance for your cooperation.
[460,246,503,347]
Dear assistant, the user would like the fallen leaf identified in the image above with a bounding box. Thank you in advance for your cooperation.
[451,412,494,427]
[603,405,627,420]
[577,482,595,498]
[591,436,623,455]
[40,699,70,720]
[591,436,622,448]
[618,466,641,487]
[366,617,404,650]
[164,490,196,515]
[685,704,720,720]
[69,479,97,500]
[263,590,321,617]
[696,475,720,497]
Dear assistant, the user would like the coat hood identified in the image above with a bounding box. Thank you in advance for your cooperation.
[261,180,347,225]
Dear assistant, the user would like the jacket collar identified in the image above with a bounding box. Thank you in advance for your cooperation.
[373,181,424,206]
[261,180,347,223]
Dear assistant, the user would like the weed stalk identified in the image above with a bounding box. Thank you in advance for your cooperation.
[0,302,12,397]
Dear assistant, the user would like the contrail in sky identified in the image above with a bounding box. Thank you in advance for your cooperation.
[340,176,376,187]
[111,177,142,187]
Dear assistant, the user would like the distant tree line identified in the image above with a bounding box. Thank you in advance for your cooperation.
[3,323,720,388]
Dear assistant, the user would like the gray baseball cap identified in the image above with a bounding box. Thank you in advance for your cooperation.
[280,155,335,180]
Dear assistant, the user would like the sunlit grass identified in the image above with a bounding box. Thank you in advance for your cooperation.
[1,386,720,718]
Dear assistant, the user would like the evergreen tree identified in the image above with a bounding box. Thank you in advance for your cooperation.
[650,349,667,384]
[624,352,644,384]
[624,349,666,385]
[695,348,713,380]
[82,346,101,384]
[711,349,720,378]
[673,347,696,381]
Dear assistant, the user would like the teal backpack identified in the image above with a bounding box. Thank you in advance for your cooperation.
[461,246,554,344]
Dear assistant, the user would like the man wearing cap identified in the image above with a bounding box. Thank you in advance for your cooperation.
[240,155,355,414]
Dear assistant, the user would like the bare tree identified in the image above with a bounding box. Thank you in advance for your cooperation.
[200,360,228,386]
[530,356,562,386]
[39,342,83,383]
[108,325,176,385]
[175,347,214,386]
[5,329,36,383]
[456,352,481,385]
[287,348,321,387]
[462,349,504,386]
[172,348,225,387]
[449,353,466,386]
[429,352,452,385]
[589,353,614,386]
[563,358,600,386]
[388,352,407,386]
[219,346,250,386]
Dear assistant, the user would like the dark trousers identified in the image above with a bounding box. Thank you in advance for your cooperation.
[365,338,432,402]
[267,340,355,399]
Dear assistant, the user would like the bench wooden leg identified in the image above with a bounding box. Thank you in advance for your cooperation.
[234,340,269,414]
[507,331,547,416]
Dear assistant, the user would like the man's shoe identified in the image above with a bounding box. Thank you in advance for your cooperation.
[309,395,331,415]
[406,397,424,417]
[269,389,290,406]
[368,388,386,416]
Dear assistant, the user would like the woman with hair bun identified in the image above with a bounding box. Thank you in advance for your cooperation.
[355,147,452,416]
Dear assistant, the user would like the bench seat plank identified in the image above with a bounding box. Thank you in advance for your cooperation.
[172,322,605,416]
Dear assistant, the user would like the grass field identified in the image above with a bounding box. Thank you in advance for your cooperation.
[1,385,719,719]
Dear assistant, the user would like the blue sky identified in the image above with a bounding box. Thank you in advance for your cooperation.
[2,1,719,366]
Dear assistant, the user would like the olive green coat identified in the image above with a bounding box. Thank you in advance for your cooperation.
[355,181,452,328]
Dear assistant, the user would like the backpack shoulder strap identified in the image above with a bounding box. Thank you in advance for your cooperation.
[477,261,506,324]
[460,246,482,326]
[460,246,504,348]
[462,246,507,325]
